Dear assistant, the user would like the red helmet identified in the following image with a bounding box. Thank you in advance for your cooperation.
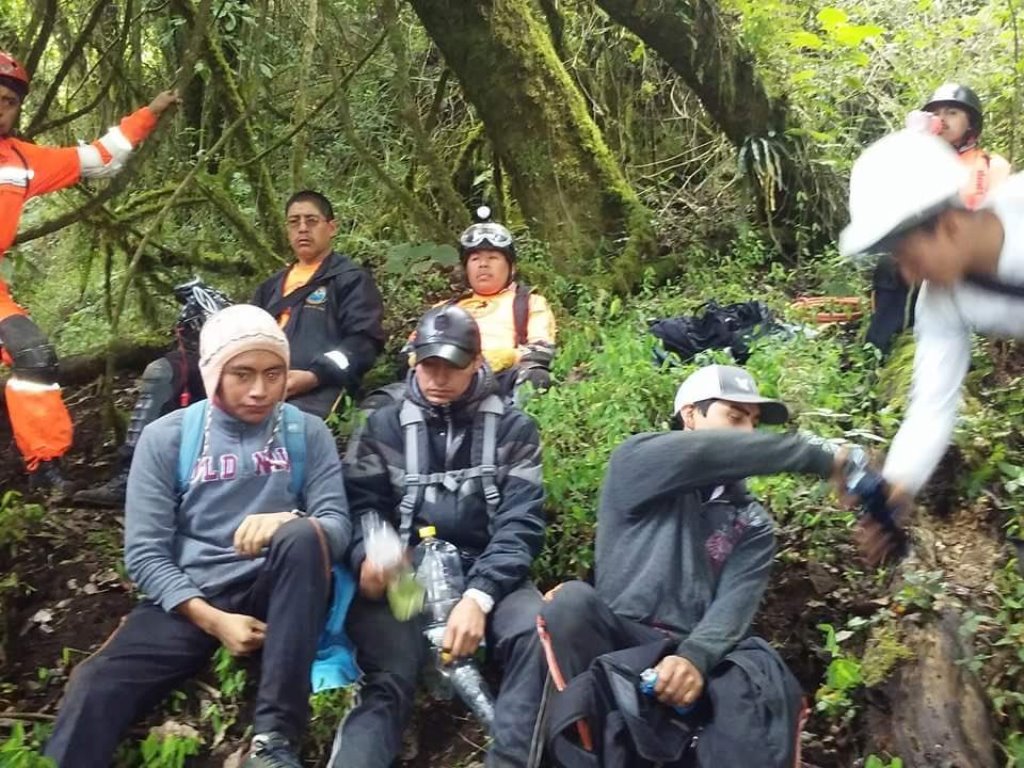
[0,51,30,95]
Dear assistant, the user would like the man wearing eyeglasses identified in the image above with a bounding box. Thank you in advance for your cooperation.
[76,190,384,508]
[253,190,385,417]
[840,130,1024,560]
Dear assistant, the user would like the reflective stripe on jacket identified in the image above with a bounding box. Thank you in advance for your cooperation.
[0,106,157,258]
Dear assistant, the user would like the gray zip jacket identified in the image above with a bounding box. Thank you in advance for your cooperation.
[595,429,834,676]
[125,404,351,612]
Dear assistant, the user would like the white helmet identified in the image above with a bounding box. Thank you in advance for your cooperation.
[839,130,969,258]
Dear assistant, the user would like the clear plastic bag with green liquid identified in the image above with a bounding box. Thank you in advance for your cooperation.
[362,513,424,621]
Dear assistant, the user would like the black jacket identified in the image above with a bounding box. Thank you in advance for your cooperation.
[343,369,545,602]
[252,251,384,416]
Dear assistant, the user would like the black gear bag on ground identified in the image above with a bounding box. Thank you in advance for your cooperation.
[649,301,778,365]
[544,636,804,768]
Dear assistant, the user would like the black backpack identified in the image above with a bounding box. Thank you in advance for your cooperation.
[544,636,804,768]
[649,301,778,365]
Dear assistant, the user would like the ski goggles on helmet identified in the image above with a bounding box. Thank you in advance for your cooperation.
[459,222,513,251]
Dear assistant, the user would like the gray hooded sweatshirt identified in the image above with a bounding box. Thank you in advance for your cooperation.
[124,404,351,612]
[595,429,834,676]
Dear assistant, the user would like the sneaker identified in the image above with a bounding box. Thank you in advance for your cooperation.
[29,459,68,496]
[242,732,302,768]
[72,468,129,508]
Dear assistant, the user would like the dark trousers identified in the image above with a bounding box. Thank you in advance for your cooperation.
[44,519,330,768]
[867,259,919,355]
[538,581,672,679]
[496,581,675,767]
[329,585,545,768]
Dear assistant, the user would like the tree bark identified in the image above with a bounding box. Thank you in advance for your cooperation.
[408,0,657,286]
[596,0,780,146]
[866,611,997,768]
[594,0,844,247]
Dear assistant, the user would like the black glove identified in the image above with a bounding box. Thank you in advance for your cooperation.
[843,448,910,561]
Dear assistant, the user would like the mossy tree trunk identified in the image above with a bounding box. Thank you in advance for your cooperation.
[408,0,656,287]
[595,0,844,249]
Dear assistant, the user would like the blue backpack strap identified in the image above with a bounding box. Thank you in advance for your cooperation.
[177,400,210,495]
[279,402,308,502]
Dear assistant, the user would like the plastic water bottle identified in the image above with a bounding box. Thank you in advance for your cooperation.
[415,525,464,627]
[840,447,910,559]
[639,668,696,717]
[415,526,495,727]
[802,437,910,560]
[448,660,496,727]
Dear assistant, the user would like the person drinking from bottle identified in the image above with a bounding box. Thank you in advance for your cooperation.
[329,305,545,768]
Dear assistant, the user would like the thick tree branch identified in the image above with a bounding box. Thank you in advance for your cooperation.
[594,0,844,248]
[195,178,281,269]
[24,0,58,76]
[595,0,783,145]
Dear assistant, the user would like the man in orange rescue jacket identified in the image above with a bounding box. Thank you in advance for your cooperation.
[0,50,178,490]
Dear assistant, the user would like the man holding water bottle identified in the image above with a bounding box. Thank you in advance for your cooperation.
[330,305,546,768]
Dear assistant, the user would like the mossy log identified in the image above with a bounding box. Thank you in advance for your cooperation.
[865,610,997,768]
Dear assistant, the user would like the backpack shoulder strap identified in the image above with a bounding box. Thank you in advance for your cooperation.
[471,394,505,532]
[398,399,428,543]
[964,273,1024,298]
[280,402,307,500]
[177,400,210,495]
[445,293,469,308]
[513,283,533,347]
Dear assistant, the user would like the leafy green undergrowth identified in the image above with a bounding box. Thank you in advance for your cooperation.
[5,244,1024,764]
[524,257,1024,761]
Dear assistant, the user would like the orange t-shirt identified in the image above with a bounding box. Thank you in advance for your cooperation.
[959,146,1011,209]
[277,261,320,328]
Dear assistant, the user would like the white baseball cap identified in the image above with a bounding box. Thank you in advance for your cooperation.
[673,364,789,425]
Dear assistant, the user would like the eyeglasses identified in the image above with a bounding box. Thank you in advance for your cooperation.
[287,215,325,229]
[460,222,513,250]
